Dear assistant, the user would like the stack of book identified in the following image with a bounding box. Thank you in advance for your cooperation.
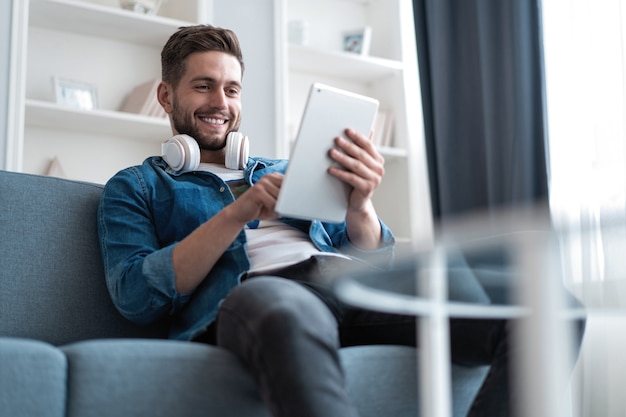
[371,109,394,147]
[120,79,167,118]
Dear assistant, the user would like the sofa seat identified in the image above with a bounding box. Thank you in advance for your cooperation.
[0,336,488,417]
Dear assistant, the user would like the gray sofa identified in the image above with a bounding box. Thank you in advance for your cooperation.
[0,169,488,417]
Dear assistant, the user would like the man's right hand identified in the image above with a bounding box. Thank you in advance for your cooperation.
[227,172,284,224]
[173,172,283,294]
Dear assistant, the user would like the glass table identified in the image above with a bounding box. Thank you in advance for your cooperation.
[333,206,592,417]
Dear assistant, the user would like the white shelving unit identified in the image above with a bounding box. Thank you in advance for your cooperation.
[285,0,433,246]
[24,98,170,140]
[7,0,207,184]
[8,0,283,185]
[7,0,432,247]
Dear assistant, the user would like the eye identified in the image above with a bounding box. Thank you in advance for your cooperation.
[195,84,210,91]
[226,87,240,97]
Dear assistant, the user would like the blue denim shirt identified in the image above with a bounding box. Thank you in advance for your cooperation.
[98,156,395,340]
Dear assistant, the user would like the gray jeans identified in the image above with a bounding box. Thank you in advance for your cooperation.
[208,253,585,417]
[214,252,582,417]
[218,276,361,417]
[218,255,425,417]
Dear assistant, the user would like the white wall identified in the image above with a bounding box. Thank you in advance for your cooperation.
[212,0,284,159]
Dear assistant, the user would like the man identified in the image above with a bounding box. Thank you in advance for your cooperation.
[99,24,515,416]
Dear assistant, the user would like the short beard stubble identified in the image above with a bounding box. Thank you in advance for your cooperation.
[170,96,241,152]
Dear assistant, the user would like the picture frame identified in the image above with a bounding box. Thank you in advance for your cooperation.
[342,26,372,56]
[53,77,98,110]
[119,0,166,15]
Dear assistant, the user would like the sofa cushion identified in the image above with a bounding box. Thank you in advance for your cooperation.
[0,171,168,345]
[62,339,271,417]
[340,345,489,417]
[0,338,67,417]
[61,339,487,417]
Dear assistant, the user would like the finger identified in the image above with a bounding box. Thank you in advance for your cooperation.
[344,128,384,162]
[255,176,282,199]
[328,165,380,198]
[328,149,384,187]
[329,144,385,180]
[240,186,279,220]
[263,172,285,185]
[334,133,385,168]
[238,174,282,213]
[344,127,369,146]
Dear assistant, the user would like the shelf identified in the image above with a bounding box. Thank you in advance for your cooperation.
[378,146,408,160]
[288,44,403,81]
[24,99,171,141]
[29,0,192,47]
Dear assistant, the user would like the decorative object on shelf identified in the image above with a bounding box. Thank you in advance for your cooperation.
[119,0,166,15]
[46,156,67,179]
[371,109,394,147]
[53,77,99,110]
[288,20,309,46]
[342,26,372,56]
[120,79,167,119]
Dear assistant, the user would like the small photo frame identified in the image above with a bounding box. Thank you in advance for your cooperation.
[53,77,98,110]
[119,0,166,15]
[342,26,372,56]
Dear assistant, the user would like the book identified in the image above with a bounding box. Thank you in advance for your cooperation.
[120,79,167,118]
[46,156,66,178]
[372,109,394,147]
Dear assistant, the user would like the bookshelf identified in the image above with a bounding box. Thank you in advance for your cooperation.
[284,0,433,246]
[6,0,433,247]
[6,0,203,183]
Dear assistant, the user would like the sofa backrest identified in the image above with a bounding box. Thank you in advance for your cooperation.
[0,170,168,346]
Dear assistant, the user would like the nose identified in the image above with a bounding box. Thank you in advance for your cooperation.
[208,88,228,109]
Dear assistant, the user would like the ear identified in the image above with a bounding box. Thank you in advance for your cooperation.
[157,81,174,114]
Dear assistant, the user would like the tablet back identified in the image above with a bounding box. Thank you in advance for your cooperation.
[276,83,379,223]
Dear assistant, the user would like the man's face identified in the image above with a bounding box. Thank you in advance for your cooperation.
[168,51,243,153]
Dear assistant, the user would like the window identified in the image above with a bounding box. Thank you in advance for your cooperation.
[543,0,626,303]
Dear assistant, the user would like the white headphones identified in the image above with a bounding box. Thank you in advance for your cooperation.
[161,132,249,171]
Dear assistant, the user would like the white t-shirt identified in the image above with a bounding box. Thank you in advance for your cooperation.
[197,163,346,274]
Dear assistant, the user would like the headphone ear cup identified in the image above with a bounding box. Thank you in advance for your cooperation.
[225,132,249,170]
[161,134,200,172]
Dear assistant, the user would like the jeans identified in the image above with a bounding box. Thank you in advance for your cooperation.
[205,256,582,417]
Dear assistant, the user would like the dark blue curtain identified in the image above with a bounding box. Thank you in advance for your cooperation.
[413,0,548,220]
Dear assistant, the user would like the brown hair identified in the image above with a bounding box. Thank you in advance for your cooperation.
[161,24,244,87]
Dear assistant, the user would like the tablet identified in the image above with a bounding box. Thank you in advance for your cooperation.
[275,83,379,223]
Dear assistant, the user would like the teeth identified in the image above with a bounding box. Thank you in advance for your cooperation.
[201,117,225,125]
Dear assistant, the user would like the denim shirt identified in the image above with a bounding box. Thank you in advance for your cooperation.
[98,156,395,340]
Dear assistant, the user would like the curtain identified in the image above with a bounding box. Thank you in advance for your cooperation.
[412,0,548,221]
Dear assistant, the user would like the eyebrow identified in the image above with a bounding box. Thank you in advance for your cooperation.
[189,76,242,90]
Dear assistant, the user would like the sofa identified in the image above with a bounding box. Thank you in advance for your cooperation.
[0,169,489,417]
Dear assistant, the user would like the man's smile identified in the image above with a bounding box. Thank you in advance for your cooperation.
[199,116,227,125]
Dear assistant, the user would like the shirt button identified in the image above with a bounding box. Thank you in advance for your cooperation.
[219,186,225,193]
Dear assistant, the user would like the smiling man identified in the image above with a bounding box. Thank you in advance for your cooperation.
[98,24,515,417]
[161,50,243,157]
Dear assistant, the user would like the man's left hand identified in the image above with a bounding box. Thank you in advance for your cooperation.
[327,128,385,211]
[327,128,385,250]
